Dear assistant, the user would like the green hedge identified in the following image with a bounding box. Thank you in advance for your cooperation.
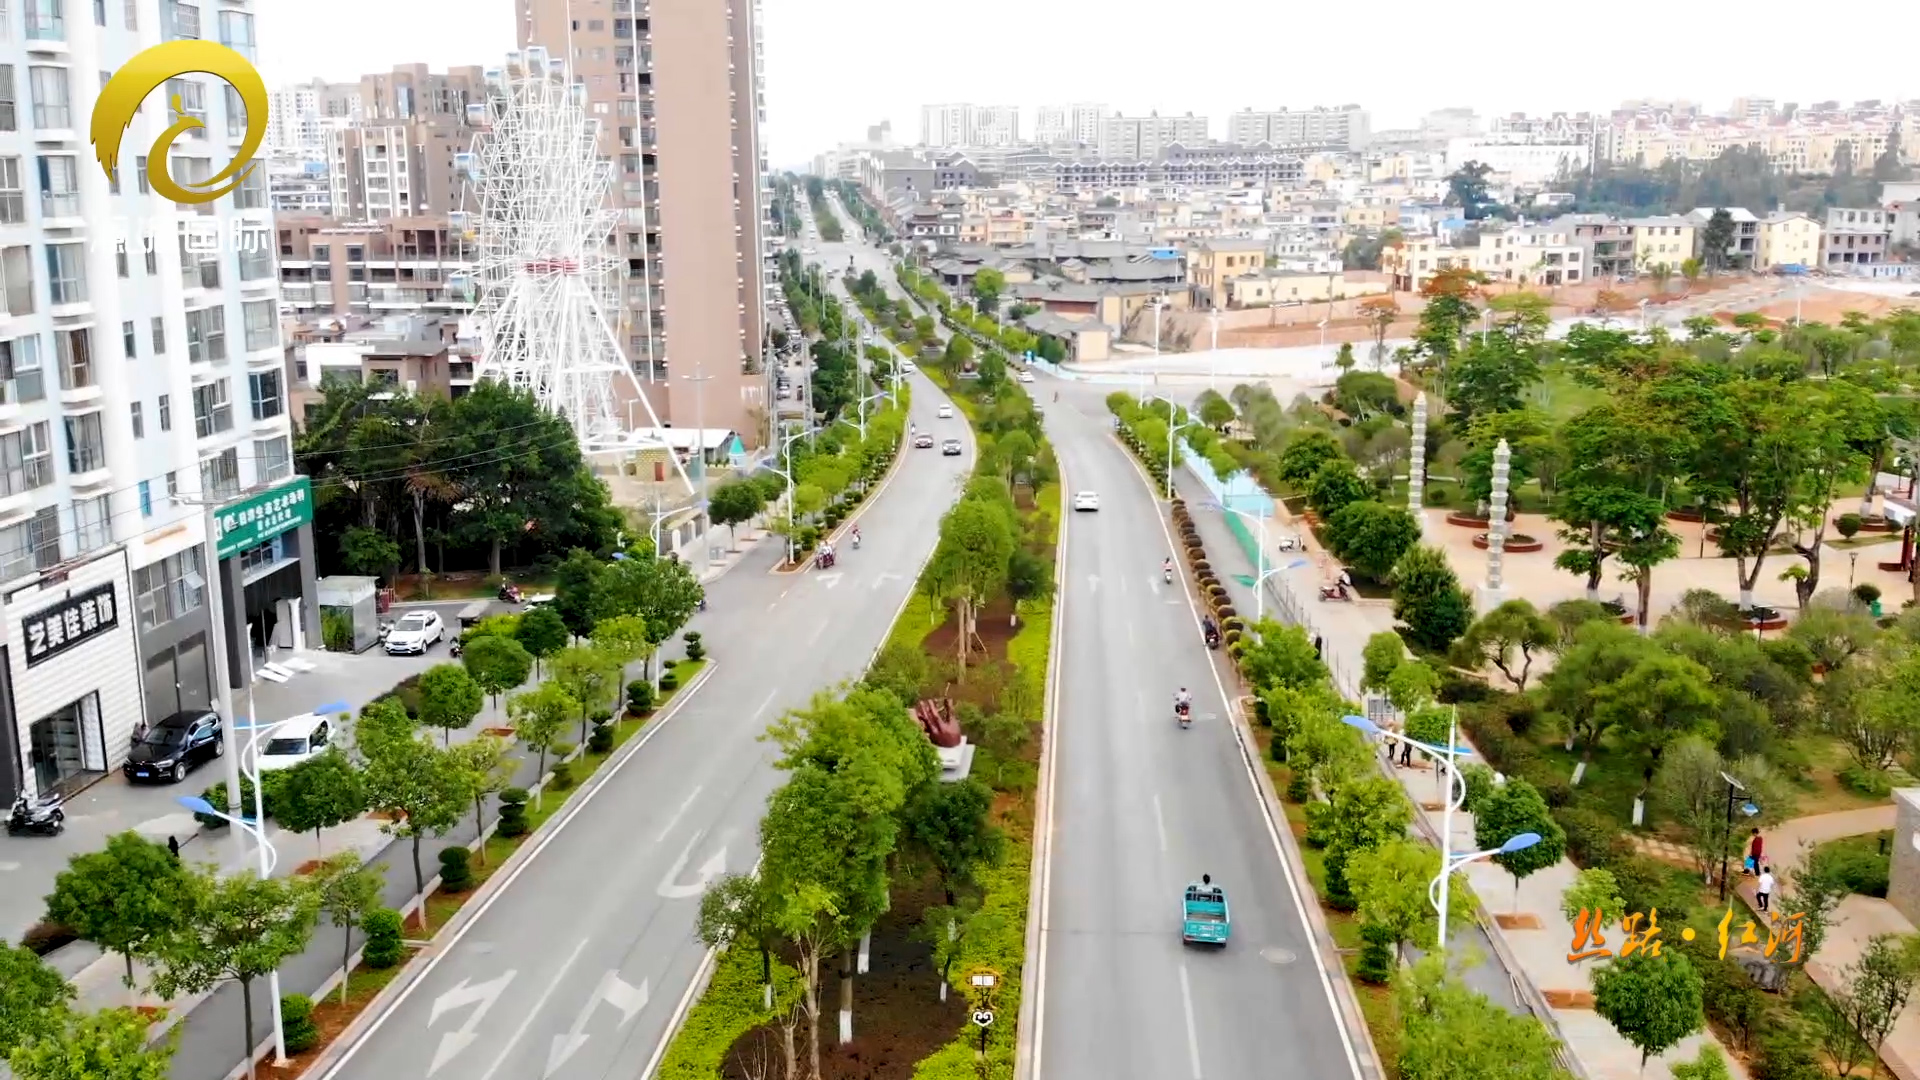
[655,945,800,1080]
[913,846,1029,1080]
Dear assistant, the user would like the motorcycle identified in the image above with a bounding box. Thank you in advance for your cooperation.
[7,792,65,837]
[817,549,837,570]
[1276,535,1300,552]
[498,584,524,604]
[1319,583,1353,602]
[449,637,463,659]
[852,532,862,550]
[376,620,395,643]
[1204,627,1221,650]
[1175,701,1193,730]
[1163,566,1175,585]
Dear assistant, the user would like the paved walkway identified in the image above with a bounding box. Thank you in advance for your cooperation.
[1175,460,1743,1080]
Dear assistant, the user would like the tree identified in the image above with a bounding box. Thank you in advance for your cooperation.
[551,549,605,641]
[337,525,400,581]
[1275,429,1345,489]
[1451,599,1555,691]
[1838,932,1920,1066]
[1196,391,1236,428]
[1394,954,1568,1080]
[594,554,704,667]
[1680,257,1702,288]
[927,497,1016,674]
[1650,737,1789,879]
[152,867,320,1080]
[1391,545,1474,653]
[312,853,385,1005]
[1671,1045,1733,1080]
[1238,620,1328,694]
[415,663,484,746]
[1385,660,1441,716]
[1322,776,1413,908]
[1598,651,1720,792]
[272,748,367,857]
[1446,334,1541,426]
[1359,297,1400,369]
[902,778,1004,904]
[1413,267,1486,369]
[1328,501,1421,582]
[448,735,515,865]
[1347,838,1469,960]
[1307,459,1371,521]
[1592,951,1705,1075]
[359,725,474,929]
[462,634,533,712]
[589,613,651,667]
[1698,208,1735,272]
[0,941,73,1060]
[1473,778,1566,910]
[697,872,783,1008]
[512,606,569,679]
[549,644,624,744]
[44,832,192,995]
[7,1007,176,1080]
[708,478,766,550]
[917,899,1007,1004]
[1561,867,1627,930]
[508,682,576,781]
[971,267,1005,313]
[1362,631,1408,693]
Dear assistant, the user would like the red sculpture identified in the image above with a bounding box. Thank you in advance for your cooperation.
[913,698,963,749]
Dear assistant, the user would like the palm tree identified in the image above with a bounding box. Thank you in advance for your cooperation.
[1680,258,1702,290]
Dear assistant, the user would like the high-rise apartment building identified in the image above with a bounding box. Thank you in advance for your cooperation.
[1227,105,1370,150]
[1098,112,1210,159]
[1034,105,1067,144]
[1034,103,1110,146]
[1,0,320,807]
[919,103,1020,147]
[323,65,485,220]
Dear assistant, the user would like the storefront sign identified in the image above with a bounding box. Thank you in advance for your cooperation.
[23,583,120,668]
[214,477,314,559]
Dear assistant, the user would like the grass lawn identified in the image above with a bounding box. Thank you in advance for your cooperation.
[394,572,556,602]
[1828,533,1901,550]
[1529,364,1607,422]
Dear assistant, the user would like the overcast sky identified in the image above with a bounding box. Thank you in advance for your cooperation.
[262,0,1919,168]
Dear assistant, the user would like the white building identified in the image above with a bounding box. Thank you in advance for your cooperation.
[918,103,1020,148]
[1446,136,1592,186]
[1,0,319,805]
[1035,103,1110,145]
[1228,105,1370,150]
[1098,113,1211,159]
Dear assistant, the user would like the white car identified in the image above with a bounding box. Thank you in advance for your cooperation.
[900,360,917,373]
[1073,491,1100,512]
[383,610,444,655]
[1018,370,1035,383]
[255,713,336,773]
[937,404,954,419]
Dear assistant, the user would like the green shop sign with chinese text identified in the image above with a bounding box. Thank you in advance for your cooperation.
[214,476,313,559]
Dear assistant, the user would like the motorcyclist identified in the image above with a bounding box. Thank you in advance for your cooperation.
[851,524,862,549]
[1174,687,1193,713]
[1162,556,1174,577]
[1202,615,1218,641]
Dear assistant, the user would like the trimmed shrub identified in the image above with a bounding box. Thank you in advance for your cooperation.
[1554,805,1633,868]
[588,721,615,755]
[1303,801,1333,847]
[549,761,575,790]
[496,788,530,838]
[361,908,404,968]
[438,846,473,892]
[1270,733,1287,762]
[626,679,656,715]
[1217,604,1237,621]
[1223,628,1243,649]
[1253,697,1270,725]
[1355,921,1396,985]
[661,670,681,692]
[281,994,319,1053]
[684,631,706,661]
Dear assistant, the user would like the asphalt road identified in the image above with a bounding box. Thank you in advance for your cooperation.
[1034,380,1362,1080]
[317,269,975,1080]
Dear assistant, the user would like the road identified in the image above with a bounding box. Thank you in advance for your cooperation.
[1034,379,1362,1080]
[319,247,973,1080]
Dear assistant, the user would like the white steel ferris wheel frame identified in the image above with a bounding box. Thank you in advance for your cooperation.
[466,48,692,496]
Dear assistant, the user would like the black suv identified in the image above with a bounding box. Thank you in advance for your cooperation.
[124,710,224,784]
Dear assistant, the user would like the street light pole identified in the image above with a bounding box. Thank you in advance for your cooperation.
[1717,771,1757,901]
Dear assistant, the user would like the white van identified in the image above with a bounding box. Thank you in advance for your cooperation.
[254,714,336,772]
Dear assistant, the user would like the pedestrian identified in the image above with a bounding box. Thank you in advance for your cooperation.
[1312,634,1324,659]
[1397,735,1413,768]
[1757,865,1775,913]
[167,836,180,861]
[1745,828,1764,876]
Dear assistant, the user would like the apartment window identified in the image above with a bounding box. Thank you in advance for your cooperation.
[122,320,136,358]
[65,411,104,473]
[191,378,231,437]
[134,549,206,632]
[166,78,205,126]
[179,239,219,290]
[138,479,152,517]
[130,400,143,438]
[29,66,69,129]
[166,470,178,502]
[345,245,363,262]
[1,246,31,317]
[151,317,165,354]
[45,242,85,304]
[144,246,157,275]
[73,494,109,552]
[0,335,44,404]
[37,155,79,218]
[135,154,149,193]
[248,369,280,420]
[0,508,62,585]
[254,434,290,481]
[0,158,21,225]
[124,0,136,29]
[93,0,104,24]
[116,242,129,278]
[216,9,253,59]
[0,67,15,133]
[157,392,171,431]
[242,299,275,352]
[311,244,330,263]
[25,0,65,41]
[186,305,225,362]
[0,421,54,496]
[55,327,91,389]
[222,84,247,138]
[238,242,272,281]
[199,446,238,499]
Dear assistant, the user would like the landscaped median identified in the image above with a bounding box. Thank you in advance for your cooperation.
[649,326,1059,1080]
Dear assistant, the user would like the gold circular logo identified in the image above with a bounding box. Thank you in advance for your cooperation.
[90,40,268,205]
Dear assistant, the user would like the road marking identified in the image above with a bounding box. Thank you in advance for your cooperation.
[654,785,704,843]
[544,971,649,1077]
[1152,795,1168,854]
[809,620,827,645]
[427,972,517,1077]
[765,602,777,613]
[1179,963,1204,1080]
[1023,445,1072,1080]
[751,690,779,722]
[475,941,587,1080]
[656,833,729,900]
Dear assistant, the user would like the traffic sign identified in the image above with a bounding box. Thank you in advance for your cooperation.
[972,1010,994,1028]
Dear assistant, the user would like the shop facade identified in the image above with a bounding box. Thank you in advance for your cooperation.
[1,547,146,805]
[208,477,322,691]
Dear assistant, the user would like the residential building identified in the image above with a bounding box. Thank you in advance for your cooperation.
[1381,235,1484,292]
[1227,106,1370,150]
[1558,215,1637,278]
[919,104,1019,148]
[1683,206,1760,268]
[0,0,320,807]
[1098,113,1211,159]
[1033,106,1068,145]
[517,0,773,443]
[1224,270,1388,309]
[322,65,485,220]
[1445,136,1591,185]
[1477,224,1585,286]
[1186,238,1269,307]
[1821,207,1890,269]
[1756,212,1822,270]
[283,314,468,421]
[1626,216,1698,273]
[275,216,478,319]
[1882,181,1920,247]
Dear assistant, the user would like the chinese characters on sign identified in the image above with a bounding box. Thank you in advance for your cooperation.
[91,218,274,258]
[23,583,120,669]
[1567,906,1805,965]
[212,477,315,560]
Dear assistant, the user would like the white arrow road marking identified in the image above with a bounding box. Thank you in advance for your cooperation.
[656,833,730,899]
[870,571,904,590]
[544,971,650,1077]
[816,572,844,590]
[427,971,517,1077]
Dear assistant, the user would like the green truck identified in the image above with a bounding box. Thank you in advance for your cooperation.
[1182,878,1230,946]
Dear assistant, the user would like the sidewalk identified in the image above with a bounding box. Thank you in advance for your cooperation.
[1175,462,1743,1080]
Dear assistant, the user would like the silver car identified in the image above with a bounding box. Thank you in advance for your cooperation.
[384,610,444,655]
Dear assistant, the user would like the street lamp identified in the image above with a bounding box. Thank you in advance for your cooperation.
[773,422,813,565]
[1343,712,1489,950]
[681,369,715,575]
[839,388,889,442]
[1433,832,1542,927]
[1144,396,1197,500]
[1717,771,1760,901]
[1198,500,1301,624]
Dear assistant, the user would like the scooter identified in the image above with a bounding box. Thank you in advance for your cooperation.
[1175,702,1193,730]
[1204,627,1221,650]
[1277,535,1300,552]
[852,532,862,550]
[1163,566,1175,585]
[7,792,65,837]
[377,620,395,643]
[817,550,837,570]
[449,637,463,659]
[1319,583,1353,602]
[498,584,524,605]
